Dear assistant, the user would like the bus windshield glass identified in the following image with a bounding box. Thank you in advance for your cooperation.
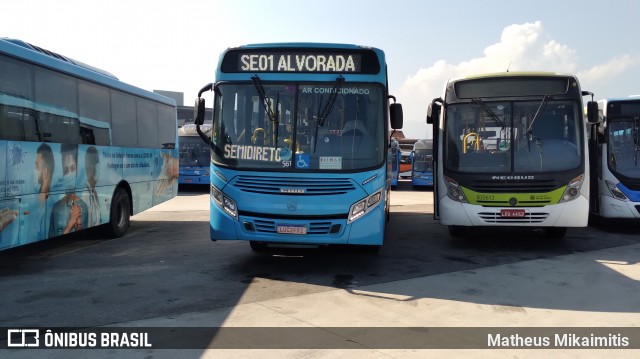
[211,82,385,171]
[608,118,640,177]
[413,149,433,172]
[179,136,210,167]
[391,146,399,171]
[444,100,581,173]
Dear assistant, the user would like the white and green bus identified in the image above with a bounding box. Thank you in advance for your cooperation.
[427,72,598,238]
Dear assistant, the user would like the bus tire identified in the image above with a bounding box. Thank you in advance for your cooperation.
[107,188,131,238]
[249,241,268,252]
[448,225,467,238]
[358,245,381,254]
[544,227,567,239]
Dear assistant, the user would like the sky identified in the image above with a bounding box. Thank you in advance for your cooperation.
[3,0,639,139]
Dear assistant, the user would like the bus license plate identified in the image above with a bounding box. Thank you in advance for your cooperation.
[500,209,526,218]
[277,224,307,235]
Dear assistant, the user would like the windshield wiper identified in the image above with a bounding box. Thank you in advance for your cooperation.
[252,75,280,146]
[526,95,552,135]
[524,95,552,155]
[471,98,506,128]
[317,76,345,127]
[312,76,345,152]
[251,75,279,123]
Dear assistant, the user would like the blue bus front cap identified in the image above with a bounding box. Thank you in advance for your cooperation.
[208,169,387,245]
[209,198,385,245]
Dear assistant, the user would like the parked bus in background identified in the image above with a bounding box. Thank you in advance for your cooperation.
[411,138,433,189]
[0,38,178,250]
[389,138,400,188]
[193,43,403,252]
[427,72,598,238]
[178,123,212,185]
[588,96,640,219]
[177,105,213,127]
[399,149,412,178]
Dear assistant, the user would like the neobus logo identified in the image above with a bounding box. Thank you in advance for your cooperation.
[491,175,535,180]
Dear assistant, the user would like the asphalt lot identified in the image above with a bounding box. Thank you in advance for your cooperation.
[1,180,639,358]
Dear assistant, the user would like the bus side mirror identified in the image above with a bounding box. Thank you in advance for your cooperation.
[194,97,206,125]
[194,82,214,126]
[586,101,599,123]
[390,103,403,129]
[427,101,441,124]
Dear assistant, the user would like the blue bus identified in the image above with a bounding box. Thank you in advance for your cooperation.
[0,38,178,250]
[588,97,640,219]
[411,139,433,188]
[178,123,211,185]
[389,139,400,188]
[193,43,403,252]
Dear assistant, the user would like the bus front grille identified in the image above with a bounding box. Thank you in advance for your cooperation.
[252,219,335,234]
[478,211,549,223]
[233,176,356,195]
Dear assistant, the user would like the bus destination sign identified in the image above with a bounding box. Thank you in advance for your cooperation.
[238,52,362,73]
[220,47,384,74]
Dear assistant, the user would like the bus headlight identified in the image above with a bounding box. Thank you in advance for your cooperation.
[559,174,584,203]
[348,188,383,223]
[605,180,629,201]
[444,176,468,203]
[211,184,238,220]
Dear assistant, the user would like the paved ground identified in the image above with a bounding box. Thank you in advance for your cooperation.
[1,181,639,358]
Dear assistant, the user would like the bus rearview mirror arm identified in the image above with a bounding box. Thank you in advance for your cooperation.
[582,91,600,124]
[388,95,403,147]
[426,97,443,125]
[194,83,214,144]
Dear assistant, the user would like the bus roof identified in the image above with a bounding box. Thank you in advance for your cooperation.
[455,71,573,82]
[0,38,176,107]
[234,42,379,51]
[178,123,212,136]
[413,139,433,150]
[599,96,640,103]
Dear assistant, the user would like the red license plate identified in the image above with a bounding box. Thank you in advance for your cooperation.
[500,209,526,218]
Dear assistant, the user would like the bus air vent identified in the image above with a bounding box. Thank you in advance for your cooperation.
[234,176,356,195]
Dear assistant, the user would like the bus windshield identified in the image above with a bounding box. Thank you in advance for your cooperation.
[413,149,433,172]
[444,99,581,173]
[608,118,640,177]
[391,146,400,171]
[179,136,210,167]
[211,83,385,171]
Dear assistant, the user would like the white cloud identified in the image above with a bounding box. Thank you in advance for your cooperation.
[396,21,637,139]
[578,55,636,85]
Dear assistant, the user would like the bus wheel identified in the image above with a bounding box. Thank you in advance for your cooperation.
[544,227,567,239]
[107,188,131,238]
[249,241,268,252]
[448,225,467,238]
[358,245,381,254]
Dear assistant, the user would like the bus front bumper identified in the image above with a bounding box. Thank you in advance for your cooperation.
[209,202,385,246]
[439,195,589,227]
[599,195,640,219]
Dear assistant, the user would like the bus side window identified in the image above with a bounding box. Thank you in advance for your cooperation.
[79,126,96,144]
[0,107,25,141]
